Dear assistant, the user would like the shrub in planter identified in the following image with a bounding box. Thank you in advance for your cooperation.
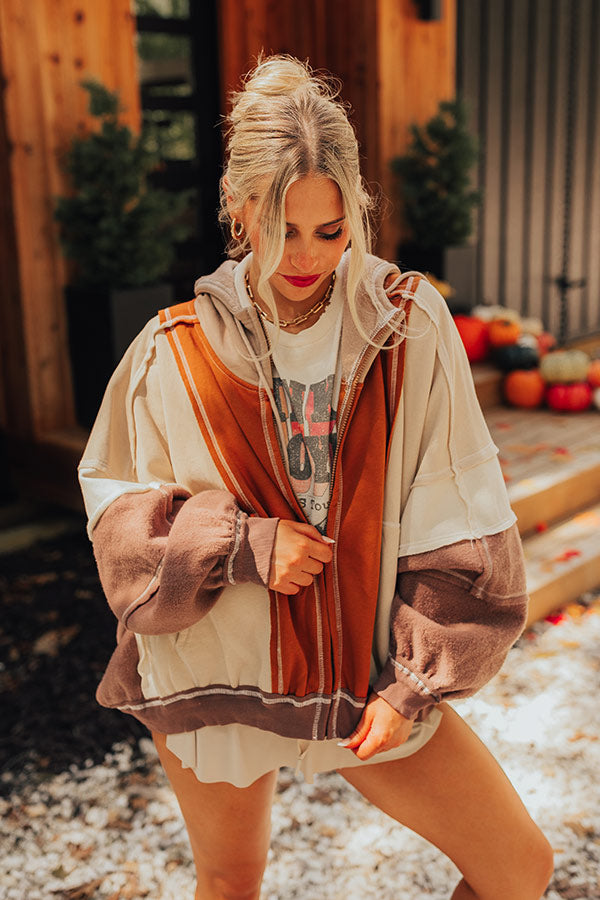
[392,99,481,307]
[55,79,191,426]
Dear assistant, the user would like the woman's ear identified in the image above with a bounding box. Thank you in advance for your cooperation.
[222,174,237,215]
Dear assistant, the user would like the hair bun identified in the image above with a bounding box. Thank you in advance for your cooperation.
[242,54,318,98]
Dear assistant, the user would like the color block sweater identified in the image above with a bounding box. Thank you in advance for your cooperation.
[79,251,527,741]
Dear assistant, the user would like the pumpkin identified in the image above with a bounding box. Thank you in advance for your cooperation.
[536,332,557,357]
[587,359,600,388]
[519,316,544,336]
[488,318,521,347]
[453,315,490,363]
[471,304,520,323]
[546,382,593,412]
[503,370,546,408]
[540,350,590,383]
[493,343,539,372]
[516,334,539,351]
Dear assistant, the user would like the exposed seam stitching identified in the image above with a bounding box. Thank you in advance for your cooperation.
[226,511,242,584]
[170,327,252,510]
[330,468,345,737]
[122,559,163,625]
[118,685,366,713]
[388,656,442,701]
[275,595,284,695]
[312,579,326,740]
[402,569,526,602]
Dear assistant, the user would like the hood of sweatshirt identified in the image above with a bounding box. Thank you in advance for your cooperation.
[190,250,409,389]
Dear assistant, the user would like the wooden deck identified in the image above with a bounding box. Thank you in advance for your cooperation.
[485,407,600,625]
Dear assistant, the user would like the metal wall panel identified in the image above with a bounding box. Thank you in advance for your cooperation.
[457,0,600,341]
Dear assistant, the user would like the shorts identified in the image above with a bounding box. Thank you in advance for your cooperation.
[165,706,443,788]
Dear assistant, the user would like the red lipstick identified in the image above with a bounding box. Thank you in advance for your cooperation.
[282,274,321,288]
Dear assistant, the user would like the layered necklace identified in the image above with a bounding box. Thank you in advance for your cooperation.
[245,272,336,329]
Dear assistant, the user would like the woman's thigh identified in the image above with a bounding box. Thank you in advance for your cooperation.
[338,703,553,900]
[153,732,277,887]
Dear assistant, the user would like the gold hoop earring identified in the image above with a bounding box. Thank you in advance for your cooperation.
[230,218,244,240]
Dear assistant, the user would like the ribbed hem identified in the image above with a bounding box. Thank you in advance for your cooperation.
[99,681,368,742]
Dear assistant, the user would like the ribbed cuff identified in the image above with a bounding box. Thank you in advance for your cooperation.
[231,514,279,587]
[372,656,441,721]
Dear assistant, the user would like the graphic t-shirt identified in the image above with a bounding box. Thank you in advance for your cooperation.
[234,255,343,533]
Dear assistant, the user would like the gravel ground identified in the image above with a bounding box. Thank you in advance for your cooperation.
[1,528,599,899]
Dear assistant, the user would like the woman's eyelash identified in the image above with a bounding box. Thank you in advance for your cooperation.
[284,227,344,241]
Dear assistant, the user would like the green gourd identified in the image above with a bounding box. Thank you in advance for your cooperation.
[540,350,590,384]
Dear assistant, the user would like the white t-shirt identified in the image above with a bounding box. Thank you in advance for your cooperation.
[234,255,343,533]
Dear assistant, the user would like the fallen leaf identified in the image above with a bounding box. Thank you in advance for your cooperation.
[67,844,94,861]
[564,819,596,838]
[51,879,103,899]
[554,549,582,562]
[568,731,598,742]
[33,625,81,657]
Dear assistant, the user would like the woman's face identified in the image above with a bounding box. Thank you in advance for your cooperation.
[244,173,350,311]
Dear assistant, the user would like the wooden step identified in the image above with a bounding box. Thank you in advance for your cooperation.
[485,407,600,535]
[472,363,503,411]
[523,503,600,627]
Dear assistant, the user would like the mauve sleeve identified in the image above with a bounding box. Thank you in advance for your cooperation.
[372,523,528,720]
[92,485,278,635]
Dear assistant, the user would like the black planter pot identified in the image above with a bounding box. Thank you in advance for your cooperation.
[65,282,174,429]
[396,243,476,313]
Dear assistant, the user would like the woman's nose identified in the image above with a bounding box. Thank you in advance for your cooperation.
[290,242,317,272]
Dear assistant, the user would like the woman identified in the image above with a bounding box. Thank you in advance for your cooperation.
[79,56,553,899]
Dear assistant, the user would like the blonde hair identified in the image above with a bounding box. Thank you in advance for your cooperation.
[219,55,377,333]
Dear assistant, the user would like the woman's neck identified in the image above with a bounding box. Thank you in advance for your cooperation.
[247,263,334,334]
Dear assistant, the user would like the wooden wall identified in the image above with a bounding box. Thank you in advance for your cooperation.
[0,0,140,439]
[0,0,455,506]
[218,0,456,260]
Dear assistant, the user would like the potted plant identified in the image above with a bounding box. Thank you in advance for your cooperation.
[55,79,190,427]
[391,98,481,310]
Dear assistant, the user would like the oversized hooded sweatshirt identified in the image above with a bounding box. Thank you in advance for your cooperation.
[79,251,527,742]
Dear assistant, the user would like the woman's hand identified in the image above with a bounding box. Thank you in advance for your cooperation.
[269,520,333,595]
[339,694,414,761]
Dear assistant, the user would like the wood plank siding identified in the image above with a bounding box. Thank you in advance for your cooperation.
[218,0,456,261]
[0,0,140,438]
[458,0,600,342]
[0,0,455,505]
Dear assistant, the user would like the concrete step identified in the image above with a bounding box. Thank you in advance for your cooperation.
[523,503,600,627]
[485,407,600,536]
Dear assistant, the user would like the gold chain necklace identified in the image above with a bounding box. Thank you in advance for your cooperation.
[245,272,336,328]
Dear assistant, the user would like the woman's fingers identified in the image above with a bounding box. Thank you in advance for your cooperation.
[269,519,334,593]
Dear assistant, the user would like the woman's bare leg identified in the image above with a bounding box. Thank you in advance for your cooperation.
[338,703,554,900]
[153,732,277,900]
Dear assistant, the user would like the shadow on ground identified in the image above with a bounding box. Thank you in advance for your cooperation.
[0,525,147,795]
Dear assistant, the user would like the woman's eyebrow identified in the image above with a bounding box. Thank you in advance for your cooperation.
[285,216,346,228]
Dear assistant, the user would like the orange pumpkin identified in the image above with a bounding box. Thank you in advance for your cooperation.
[488,318,521,347]
[587,359,600,388]
[503,369,546,408]
[453,315,490,363]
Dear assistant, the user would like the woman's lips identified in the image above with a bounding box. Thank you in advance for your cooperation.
[281,274,321,287]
